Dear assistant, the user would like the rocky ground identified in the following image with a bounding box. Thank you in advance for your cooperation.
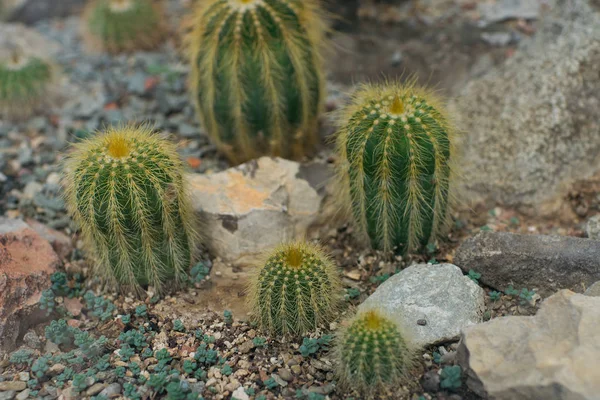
[1,0,600,399]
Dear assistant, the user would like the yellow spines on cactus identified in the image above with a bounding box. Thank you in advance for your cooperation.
[188,0,327,165]
[82,0,165,53]
[335,80,457,254]
[62,125,197,296]
[248,241,342,336]
[335,309,416,397]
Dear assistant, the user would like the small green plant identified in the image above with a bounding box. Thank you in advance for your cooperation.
[188,0,327,164]
[467,269,481,283]
[183,360,197,374]
[10,349,34,366]
[83,291,117,321]
[440,365,462,391]
[335,309,414,396]
[45,319,76,346]
[252,337,267,348]
[119,327,148,349]
[505,285,519,296]
[39,289,56,316]
[121,314,131,324]
[155,348,173,372]
[119,344,135,361]
[369,273,391,285]
[124,382,141,400]
[249,241,342,336]
[299,335,333,357]
[193,344,218,367]
[0,50,54,120]
[31,355,51,379]
[519,288,536,306]
[489,291,502,301]
[166,379,198,400]
[148,372,169,394]
[344,288,361,301]
[189,262,210,284]
[335,81,456,254]
[221,364,232,376]
[223,310,233,325]
[263,377,279,390]
[72,373,89,392]
[135,304,148,318]
[63,125,198,296]
[173,319,185,332]
[82,0,165,53]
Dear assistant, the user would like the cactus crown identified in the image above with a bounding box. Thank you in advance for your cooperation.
[336,309,415,396]
[335,80,456,254]
[83,0,165,53]
[249,241,342,337]
[63,125,197,296]
[0,49,53,120]
[188,0,327,164]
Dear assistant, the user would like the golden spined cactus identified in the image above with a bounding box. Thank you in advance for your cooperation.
[248,241,342,337]
[335,80,456,255]
[0,49,54,120]
[188,0,327,165]
[335,309,415,397]
[62,125,197,296]
[82,0,165,53]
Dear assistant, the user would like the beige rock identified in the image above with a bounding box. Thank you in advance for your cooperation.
[0,380,26,391]
[190,157,334,267]
[584,281,600,297]
[25,219,72,260]
[458,290,600,399]
[0,218,59,355]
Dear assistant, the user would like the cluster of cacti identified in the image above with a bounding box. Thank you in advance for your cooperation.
[335,81,455,254]
[62,125,197,295]
[82,0,165,53]
[248,241,342,336]
[0,49,53,120]
[188,0,327,165]
[335,309,414,396]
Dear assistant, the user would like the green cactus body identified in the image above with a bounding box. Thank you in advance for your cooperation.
[63,125,197,295]
[336,81,455,254]
[336,309,413,396]
[189,0,327,164]
[83,0,164,53]
[249,242,342,336]
[0,52,53,119]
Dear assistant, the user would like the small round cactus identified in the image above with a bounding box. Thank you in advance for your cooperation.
[0,49,53,120]
[188,0,328,164]
[335,80,456,254]
[249,242,342,336]
[336,309,414,396]
[82,0,165,53]
[63,125,197,295]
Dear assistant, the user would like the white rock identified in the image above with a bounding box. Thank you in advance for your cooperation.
[190,157,334,267]
[586,215,600,240]
[358,263,485,347]
[231,386,249,400]
[458,290,600,399]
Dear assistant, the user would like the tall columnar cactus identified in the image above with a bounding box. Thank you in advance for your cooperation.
[249,242,342,336]
[82,0,165,53]
[335,81,456,254]
[188,0,327,164]
[63,125,197,295]
[336,309,414,396]
[0,50,53,120]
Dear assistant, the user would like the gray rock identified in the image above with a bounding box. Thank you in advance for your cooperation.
[480,31,514,46]
[15,390,28,400]
[127,72,148,95]
[458,290,600,399]
[584,281,600,296]
[478,0,541,24]
[0,391,15,400]
[189,157,335,267]
[454,231,600,296]
[99,383,121,398]
[22,331,41,349]
[0,23,62,60]
[421,370,440,393]
[585,215,600,240]
[454,0,600,215]
[358,263,485,347]
[1,0,86,24]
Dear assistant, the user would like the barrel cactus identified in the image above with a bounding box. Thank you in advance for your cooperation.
[63,125,197,295]
[249,242,342,336]
[82,0,165,53]
[336,309,414,396]
[335,81,456,254]
[0,50,53,120]
[188,0,327,164]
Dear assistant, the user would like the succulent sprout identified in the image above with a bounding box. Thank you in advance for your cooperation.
[62,125,197,295]
[335,80,456,254]
[249,241,342,336]
[188,0,327,164]
[82,0,165,53]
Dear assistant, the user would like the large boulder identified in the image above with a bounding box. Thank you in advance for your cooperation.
[458,290,600,399]
[454,231,600,296]
[454,0,600,215]
[189,157,334,267]
[0,218,59,355]
[359,263,485,347]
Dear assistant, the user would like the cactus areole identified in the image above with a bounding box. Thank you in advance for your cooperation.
[336,82,455,254]
[189,0,327,164]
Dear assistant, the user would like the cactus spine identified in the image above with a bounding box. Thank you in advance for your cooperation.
[63,125,196,295]
[335,81,455,254]
[249,242,342,336]
[188,0,327,164]
[336,309,414,396]
[82,0,165,53]
[0,50,53,120]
